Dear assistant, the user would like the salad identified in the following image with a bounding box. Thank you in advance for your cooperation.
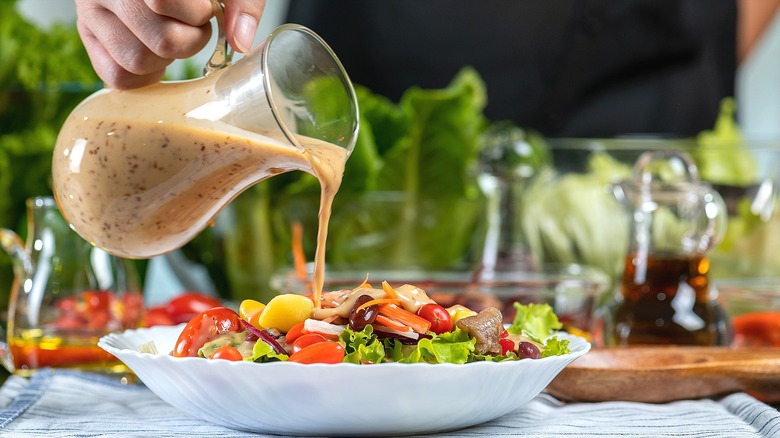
[161,279,572,364]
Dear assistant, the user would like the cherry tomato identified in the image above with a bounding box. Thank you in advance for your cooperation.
[731,312,780,347]
[285,321,306,343]
[172,307,242,357]
[498,338,515,356]
[52,315,84,330]
[417,303,453,334]
[291,333,328,355]
[56,296,78,314]
[166,292,223,324]
[210,345,244,361]
[288,341,345,364]
[87,311,110,330]
[144,306,175,327]
[83,290,112,312]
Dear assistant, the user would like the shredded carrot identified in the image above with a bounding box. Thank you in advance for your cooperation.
[291,221,308,281]
[378,304,431,334]
[357,273,372,290]
[375,314,412,333]
[381,281,399,300]
[357,298,402,311]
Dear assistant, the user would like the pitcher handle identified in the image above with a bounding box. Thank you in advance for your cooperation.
[204,1,234,76]
[623,150,728,255]
[0,228,33,277]
[697,187,727,253]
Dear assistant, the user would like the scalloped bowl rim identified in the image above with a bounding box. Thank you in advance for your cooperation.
[100,324,590,436]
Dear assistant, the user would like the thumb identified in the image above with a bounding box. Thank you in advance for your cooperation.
[223,0,265,53]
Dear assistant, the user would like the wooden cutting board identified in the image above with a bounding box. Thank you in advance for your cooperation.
[547,346,780,403]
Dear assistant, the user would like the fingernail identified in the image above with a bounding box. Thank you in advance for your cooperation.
[234,14,257,53]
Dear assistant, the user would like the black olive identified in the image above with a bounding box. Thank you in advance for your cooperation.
[349,294,378,331]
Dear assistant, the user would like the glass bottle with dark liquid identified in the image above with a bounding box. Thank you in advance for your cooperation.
[609,151,727,346]
[615,253,720,345]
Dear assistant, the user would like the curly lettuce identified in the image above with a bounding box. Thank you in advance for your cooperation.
[508,303,571,356]
[339,325,386,364]
[390,328,476,364]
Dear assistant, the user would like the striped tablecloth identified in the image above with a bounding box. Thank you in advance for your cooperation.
[1,368,778,437]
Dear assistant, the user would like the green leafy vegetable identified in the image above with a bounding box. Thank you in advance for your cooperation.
[694,98,757,186]
[508,303,571,356]
[520,152,631,279]
[507,303,562,339]
[693,98,780,279]
[339,325,386,364]
[392,328,476,364]
[249,338,289,363]
[541,336,571,358]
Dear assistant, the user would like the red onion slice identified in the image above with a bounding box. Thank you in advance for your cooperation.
[241,319,287,355]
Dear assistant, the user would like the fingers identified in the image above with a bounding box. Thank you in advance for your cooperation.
[144,0,214,27]
[223,0,266,53]
[104,0,213,60]
[75,0,266,90]
[75,0,214,89]
[77,18,166,89]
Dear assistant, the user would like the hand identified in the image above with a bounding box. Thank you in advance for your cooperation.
[75,0,265,89]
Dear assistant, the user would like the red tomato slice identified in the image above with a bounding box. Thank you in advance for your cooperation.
[288,341,345,364]
[417,303,453,334]
[291,333,328,355]
[210,345,243,361]
[166,292,223,324]
[172,307,242,357]
[731,312,780,347]
[285,321,306,344]
[144,306,175,327]
[498,338,515,355]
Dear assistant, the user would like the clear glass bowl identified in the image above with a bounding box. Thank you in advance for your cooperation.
[274,263,610,344]
[715,278,780,347]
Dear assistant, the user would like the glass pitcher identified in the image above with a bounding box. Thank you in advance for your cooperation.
[607,150,728,346]
[52,2,359,259]
[0,197,142,376]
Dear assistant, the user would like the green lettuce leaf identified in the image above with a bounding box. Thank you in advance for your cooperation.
[396,328,475,364]
[507,303,562,339]
[248,339,289,363]
[374,67,486,197]
[471,352,519,362]
[339,325,385,364]
[507,303,571,357]
[694,98,757,187]
[520,152,631,279]
[541,336,571,358]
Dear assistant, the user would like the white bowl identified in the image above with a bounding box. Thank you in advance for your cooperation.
[99,325,590,436]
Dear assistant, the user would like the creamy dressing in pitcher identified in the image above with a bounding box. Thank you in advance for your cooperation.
[53,70,347,306]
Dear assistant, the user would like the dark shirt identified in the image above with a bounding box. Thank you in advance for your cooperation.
[286,0,737,137]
